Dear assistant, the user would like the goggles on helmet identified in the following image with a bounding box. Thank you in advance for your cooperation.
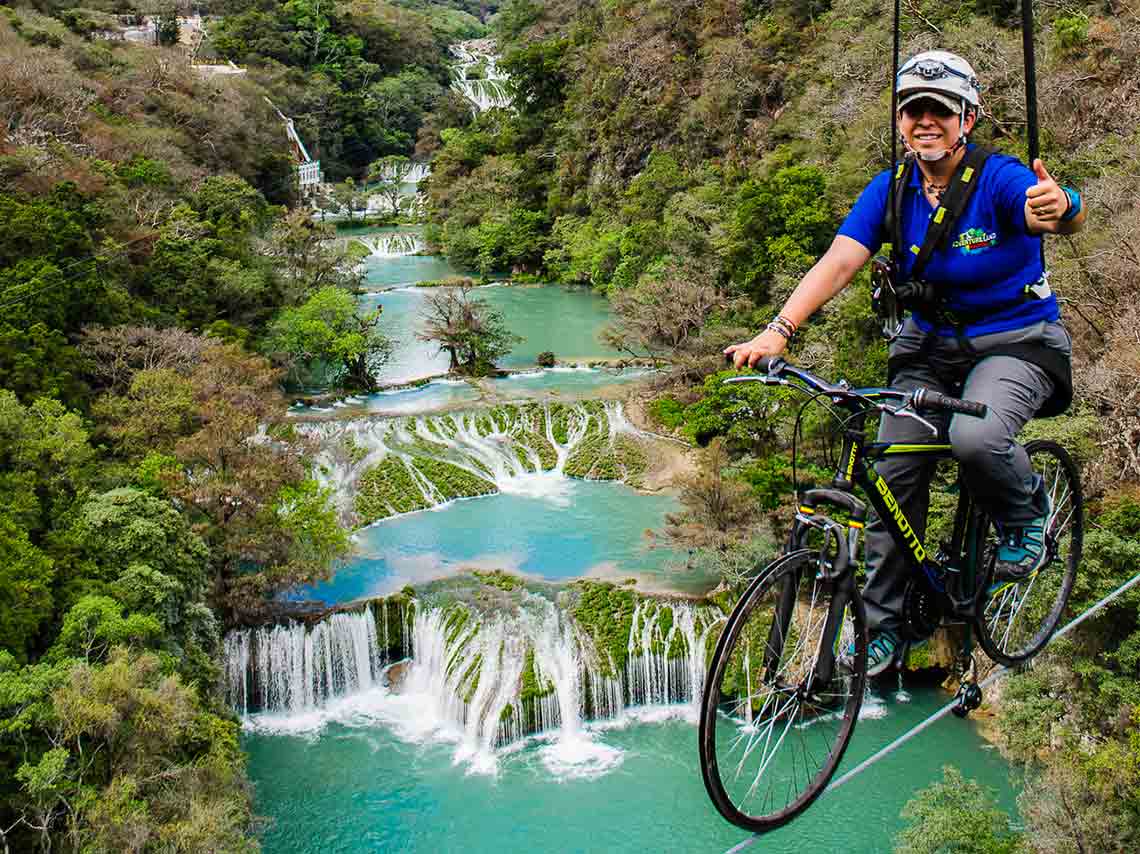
[895,58,981,95]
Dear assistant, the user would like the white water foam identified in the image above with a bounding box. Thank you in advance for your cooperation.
[299,401,635,520]
[226,594,722,779]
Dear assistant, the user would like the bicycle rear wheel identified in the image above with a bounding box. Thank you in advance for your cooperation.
[699,550,867,832]
[975,439,1082,665]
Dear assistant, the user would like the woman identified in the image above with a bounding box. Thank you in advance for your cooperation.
[724,50,1086,675]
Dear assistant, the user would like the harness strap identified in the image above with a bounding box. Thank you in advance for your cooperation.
[908,145,992,283]
[883,147,994,282]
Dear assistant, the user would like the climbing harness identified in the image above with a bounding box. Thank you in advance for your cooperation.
[721,567,1140,854]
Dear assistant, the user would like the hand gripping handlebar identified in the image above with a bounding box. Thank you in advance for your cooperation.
[912,388,988,419]
[724,354,988,420]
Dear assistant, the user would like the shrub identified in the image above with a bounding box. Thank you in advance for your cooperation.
[648,395,685,429]
[1054,14,1089,52]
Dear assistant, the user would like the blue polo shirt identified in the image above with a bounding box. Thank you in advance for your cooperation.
[838,148,1058,337]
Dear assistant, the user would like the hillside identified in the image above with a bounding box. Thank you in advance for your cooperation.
[0,3,469,849]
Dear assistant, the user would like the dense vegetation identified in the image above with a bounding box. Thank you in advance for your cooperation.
[421,0,1140,849]
[0,0,480,846]
[206,0,487,180]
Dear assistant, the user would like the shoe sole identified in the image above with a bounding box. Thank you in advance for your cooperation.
[866,653,897,678]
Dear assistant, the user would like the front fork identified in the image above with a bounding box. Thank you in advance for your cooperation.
[766,491,866,691]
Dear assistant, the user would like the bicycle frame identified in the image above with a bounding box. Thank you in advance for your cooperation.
[803,400,989,607]
[776,406,991,685]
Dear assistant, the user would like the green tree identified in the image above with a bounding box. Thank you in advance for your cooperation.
[91,368,196,458]
[50,596,163,664]
[724,165,835,301]
[266,286,390,391]
[57,488,210,638]
[501,39,568,114]
[162,344,350,620]
[331,177,365,222]
[895,766,1021,854]
[0,650,258,853]
[0,186,132,405]
[0,516,54,664]
[267,210,362,303]
[155,4,180,46]
[0,391,95,541]
[367,155,414,217]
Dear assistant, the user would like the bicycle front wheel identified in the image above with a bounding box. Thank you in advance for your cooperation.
[698,550,868,832]
[976,439,1083,665]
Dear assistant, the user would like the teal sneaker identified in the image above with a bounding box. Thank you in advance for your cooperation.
[993,484,1053,582]
[845,629,903,678]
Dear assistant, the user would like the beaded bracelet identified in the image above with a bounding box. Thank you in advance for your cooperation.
[766,322,791,341]
[768,315,797,338]
[766,315,797,341]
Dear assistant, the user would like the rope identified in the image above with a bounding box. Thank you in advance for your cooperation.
[1021,0,1047,271]
[723,568,1140,852]
[888,0,901,275]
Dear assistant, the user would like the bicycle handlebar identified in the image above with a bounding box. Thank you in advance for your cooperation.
[724,356,988,419]
[912,388,988,419]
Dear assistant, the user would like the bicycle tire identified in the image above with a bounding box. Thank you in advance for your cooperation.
[975,439,1082,665]
[699,549,868,832]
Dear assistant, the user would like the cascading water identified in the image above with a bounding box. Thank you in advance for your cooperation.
[364,232,425,258]
[404,162,431,183]
[223,603,405,716]
[450,39,512,113]
[625,600,723,711]
[223,593,725,766]
[300,401,645,522]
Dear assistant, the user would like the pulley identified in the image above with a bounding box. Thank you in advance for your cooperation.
[952,680,983,718]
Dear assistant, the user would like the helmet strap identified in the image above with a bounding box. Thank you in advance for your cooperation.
[900,100,969,162]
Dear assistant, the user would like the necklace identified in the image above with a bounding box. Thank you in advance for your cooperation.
[924,178,949,201]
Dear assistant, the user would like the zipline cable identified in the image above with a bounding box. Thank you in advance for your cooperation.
[1022,0,1041,169]
[722,567,1140,853]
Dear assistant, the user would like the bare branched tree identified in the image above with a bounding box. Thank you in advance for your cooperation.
[601,261,738,362]
[417,283,519,374]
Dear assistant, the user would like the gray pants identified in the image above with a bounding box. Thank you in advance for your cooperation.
[863,317,1072,633]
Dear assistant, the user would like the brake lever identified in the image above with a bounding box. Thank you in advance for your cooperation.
[880,397,939,437]
[723,375,786,386]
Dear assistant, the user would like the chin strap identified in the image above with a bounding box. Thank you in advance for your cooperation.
[900,104,969,161]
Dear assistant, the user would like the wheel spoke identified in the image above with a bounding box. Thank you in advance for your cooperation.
[703,553,866,829]
[976,442,1080,665]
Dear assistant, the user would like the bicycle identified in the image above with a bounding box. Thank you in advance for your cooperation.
[698,355,1082,832]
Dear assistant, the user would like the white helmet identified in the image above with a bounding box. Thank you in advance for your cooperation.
[895,50,981,160]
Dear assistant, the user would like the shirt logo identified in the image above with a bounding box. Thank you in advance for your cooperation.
[952,227,999,254]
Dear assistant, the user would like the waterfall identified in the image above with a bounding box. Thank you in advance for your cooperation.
[300,401,645,523]
[370,161,431,184]
[223,602,409,715]
[450,39,512,113]
[223,595,725,746]
[625,601,721,709]
[365,232,424,258]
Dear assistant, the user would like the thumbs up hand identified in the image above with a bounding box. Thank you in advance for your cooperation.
[1025,158,1067,227]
